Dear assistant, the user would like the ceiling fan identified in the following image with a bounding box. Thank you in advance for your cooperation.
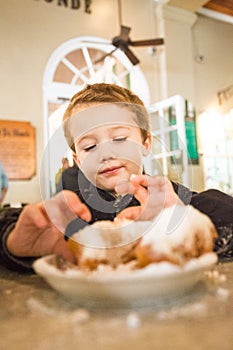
[111,25,164,65]
[93,0,165,66]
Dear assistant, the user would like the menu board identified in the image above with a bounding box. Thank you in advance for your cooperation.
[0,120,36,180]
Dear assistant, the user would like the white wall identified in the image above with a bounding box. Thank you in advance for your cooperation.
[0,0,232,203]
[193,15,233,114]
[162,5,233,191]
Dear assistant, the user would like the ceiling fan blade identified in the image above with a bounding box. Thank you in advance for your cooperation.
[93,48,117,64]
[119,25,131,41]
[123,47,140,65]
[130,38,164,47]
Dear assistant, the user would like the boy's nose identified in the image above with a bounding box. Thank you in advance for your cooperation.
[99,142,117,162]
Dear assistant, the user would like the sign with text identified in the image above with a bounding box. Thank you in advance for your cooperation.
[34,0,92,13]
[0,120,36,180]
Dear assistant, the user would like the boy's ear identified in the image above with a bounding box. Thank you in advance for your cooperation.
[143,134,152,154]
[72,152,81,167]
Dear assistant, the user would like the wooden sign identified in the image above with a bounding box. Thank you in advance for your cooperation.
[0,120,36,180]
[34,0,92,13]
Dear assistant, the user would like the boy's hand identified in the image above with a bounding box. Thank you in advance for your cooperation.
[116,175,183,221]
[6,190,91,262]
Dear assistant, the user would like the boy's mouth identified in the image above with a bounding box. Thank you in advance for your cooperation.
[99,166,123,176]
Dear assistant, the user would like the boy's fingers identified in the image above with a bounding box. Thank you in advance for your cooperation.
[22,204,49,229]
[130,175,171,203]
[131,184,149,207]
[115,181,134,195]
[115,177,149,205]
[116,206,142,221]
[47,190,91,222]
[131,175,166,192]
[116,176,180,221]
[52,238,76,263]
[130,174,149,187]
[62,190,91,221]
[129,175,154,206]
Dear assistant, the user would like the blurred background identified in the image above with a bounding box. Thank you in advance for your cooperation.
[0,0,232,204]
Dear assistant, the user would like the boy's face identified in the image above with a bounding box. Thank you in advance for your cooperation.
[70,104,151,192]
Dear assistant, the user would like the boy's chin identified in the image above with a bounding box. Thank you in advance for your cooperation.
[95,171,136,192]
[96,179,127,193]
[97,183,118,192]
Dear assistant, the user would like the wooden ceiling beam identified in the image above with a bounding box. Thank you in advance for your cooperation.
[168,0,209,13]
[204,0,233,17]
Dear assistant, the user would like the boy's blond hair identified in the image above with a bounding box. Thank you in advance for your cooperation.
[63,83,150,151]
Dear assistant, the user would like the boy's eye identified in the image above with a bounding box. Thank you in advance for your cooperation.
[113,137,127,142]
[83,144,96,152]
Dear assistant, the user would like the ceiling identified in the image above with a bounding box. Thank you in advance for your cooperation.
[168,0,233,18]
[204,0,233,17]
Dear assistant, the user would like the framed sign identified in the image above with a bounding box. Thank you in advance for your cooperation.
[0,120,36,180]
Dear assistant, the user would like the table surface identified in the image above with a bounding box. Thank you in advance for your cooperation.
[0,260,232,350]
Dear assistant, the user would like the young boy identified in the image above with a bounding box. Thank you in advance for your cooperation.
[62,84,233,242]
[0,83,233,272]
[61,84,184,231]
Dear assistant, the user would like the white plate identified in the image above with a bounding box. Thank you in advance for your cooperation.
[33,253,217,308]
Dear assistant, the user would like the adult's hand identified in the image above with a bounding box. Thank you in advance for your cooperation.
[6,190,91,263]
[116,175,183,221]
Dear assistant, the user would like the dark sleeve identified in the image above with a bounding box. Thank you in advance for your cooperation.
[0,208,35,272]
[190,189,233,262]
[172,182,233,262]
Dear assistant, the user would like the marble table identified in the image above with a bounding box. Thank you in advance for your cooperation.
[0,261,232,350]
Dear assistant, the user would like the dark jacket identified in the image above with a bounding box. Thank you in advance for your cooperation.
[1,170,233,272]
